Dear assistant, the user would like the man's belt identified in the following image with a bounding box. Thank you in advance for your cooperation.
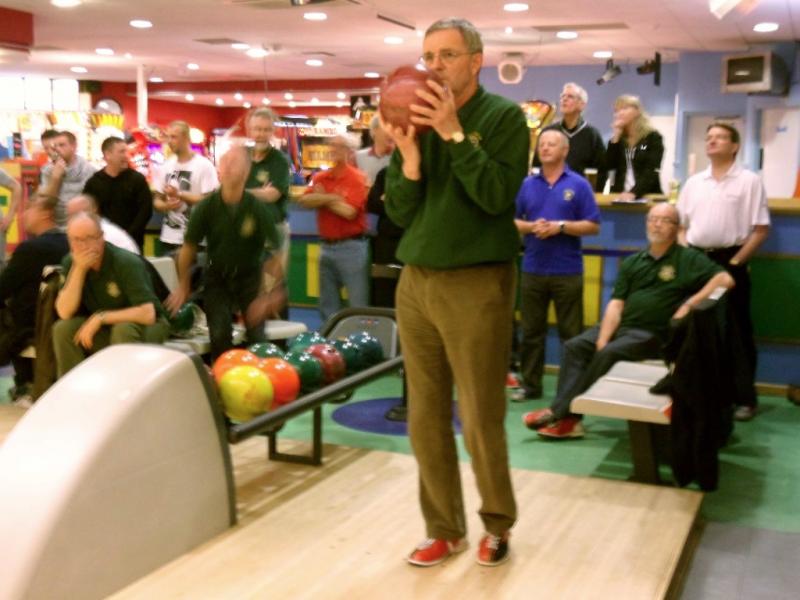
[320,235,367,245]
[691,245,742,261]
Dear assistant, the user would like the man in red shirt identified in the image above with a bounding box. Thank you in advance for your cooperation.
[298,135,369,322]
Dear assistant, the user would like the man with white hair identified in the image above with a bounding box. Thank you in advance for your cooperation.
[66,194,140,255]
[297,135,368,322]
[355,116,395,186]
[533,82,606,192]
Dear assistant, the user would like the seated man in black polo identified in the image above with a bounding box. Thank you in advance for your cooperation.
[166,146,282,360]
[523,203,735,439]
[0,194,69,402]
[53,212,170,377]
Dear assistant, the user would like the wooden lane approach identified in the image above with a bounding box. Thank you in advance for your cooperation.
[115,440,702,600]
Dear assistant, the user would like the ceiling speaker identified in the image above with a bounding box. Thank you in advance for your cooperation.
[498,54,525,85]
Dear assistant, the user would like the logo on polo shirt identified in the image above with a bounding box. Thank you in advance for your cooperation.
[563,189,575,201]
[658,265,676,282]
[241,215,255,237]
[468,132,482,148]
[107,281,121,298]
[256,169,269,184]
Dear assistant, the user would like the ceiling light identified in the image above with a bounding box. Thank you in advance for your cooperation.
[311,97,319,104]
[505,27,513,35]
[503,3,529,12]
[336,91,346,99]
[149,77,163,83]
[231,43,250,50]
[185,94,194,101]
[753,22,779,33]
[70,66,87,73]
[246,48,269,58]
[557,31,578,40]
[124,53,133,59]
[215,98,224,106]
[243,101,252,108]
[336,102,345,107]
[51,0,82,7]
[288,101,297,108]
[262,97,271,105]
[709,0,747,20]
[129,19,153,29]
[304,12,327,21]
[284,92,294,100]
[593,50,613,59]
[364,72,380,78]
[186,63,199,70]
[597,59,621,85]
[234,92,243,101]
[95,48,114,56]
[305,58,324,67]
[384,36,403,45]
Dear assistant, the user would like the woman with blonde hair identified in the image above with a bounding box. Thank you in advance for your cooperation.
[606,95,664,199]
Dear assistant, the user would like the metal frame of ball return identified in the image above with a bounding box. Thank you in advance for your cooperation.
[227,308,405,466]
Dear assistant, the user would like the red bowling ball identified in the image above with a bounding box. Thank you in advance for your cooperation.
[306,343,346,385]
[379,65,444,135]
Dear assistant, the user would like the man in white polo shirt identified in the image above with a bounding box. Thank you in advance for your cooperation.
[677,122,770,421]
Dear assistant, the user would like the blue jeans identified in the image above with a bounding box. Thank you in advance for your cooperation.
[319,238,369,323]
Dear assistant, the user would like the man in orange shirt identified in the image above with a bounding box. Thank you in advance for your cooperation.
[297,135,368,322]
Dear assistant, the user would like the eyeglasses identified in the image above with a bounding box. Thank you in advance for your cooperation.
[646,216,677,225]
[560,93,579,101]
[420,50,474,66]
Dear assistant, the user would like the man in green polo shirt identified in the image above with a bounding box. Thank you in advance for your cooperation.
[166,146,281,360]
[53,212,169,377]
[523,203,734,439]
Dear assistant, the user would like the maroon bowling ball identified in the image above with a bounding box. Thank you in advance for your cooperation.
[379,65,444,135]
[306,343,347,385]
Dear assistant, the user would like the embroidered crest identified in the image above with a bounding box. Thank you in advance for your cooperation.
[256,169,269,184]
[106,281,121,298]
[658,265,676,282]
[563,189,575,201]
[240,216,255,237]
[467,132,482,148]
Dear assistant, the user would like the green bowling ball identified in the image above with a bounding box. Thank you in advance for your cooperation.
[169,302,196,334]
[330,338,364,374]
[248,342,284,359]
[347,331,384,366]
[288,331,327,353]
[283,350,324,392]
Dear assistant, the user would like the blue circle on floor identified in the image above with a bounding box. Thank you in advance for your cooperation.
[331,397,462,436]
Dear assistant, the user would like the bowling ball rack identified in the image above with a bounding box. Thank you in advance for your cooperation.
[226,308,404,466]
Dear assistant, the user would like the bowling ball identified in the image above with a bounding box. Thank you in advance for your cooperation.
[288,331,327,353]
[218,365,274,422]
[379,65,444,134]
[169,301,196,334]
[306,343,347,385]
[256,358,301,407]
[212,349,259,381]
[347,332,384,366]
[249,342,285,359]
[284,350,324,392]
[330,338,364,374]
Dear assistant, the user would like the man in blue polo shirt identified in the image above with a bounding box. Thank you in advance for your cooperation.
[513,129,600,401]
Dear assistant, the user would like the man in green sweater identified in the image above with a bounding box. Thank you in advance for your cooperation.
[383,17,530,568]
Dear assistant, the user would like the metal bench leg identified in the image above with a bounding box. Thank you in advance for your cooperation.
[627,421,661,484]
[266,407,323,466]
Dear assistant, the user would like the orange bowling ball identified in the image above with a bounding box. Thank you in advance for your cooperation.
[256,358,301,407]
[212,349,259,382]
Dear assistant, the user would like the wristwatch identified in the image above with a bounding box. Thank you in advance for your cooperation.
[558,220,566,234]
[450,130,465,144]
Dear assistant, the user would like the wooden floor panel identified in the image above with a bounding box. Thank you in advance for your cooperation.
[115,440,702,600]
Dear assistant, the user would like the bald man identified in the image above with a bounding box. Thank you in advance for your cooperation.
[53,212,169,376]
[67,194,140,255]
[166,146,281,360]
[297,135,368,322]
[523,203,734,439]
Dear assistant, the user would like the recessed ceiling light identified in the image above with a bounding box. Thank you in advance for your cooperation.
[231,43,250,50]
[124,53,133,59]
[186,63,199,70]
[70,66,88,73]
[364,71,380,78]
[262,97,271,105]
[505,27,513,35]
[51,0,81,7]
[234,92,243,101]
[593,50,613,59]
[304,12,327,21]
[311,97,319,104]
[185,94,194,101]
[246,48,269,58]
[557,31,578,40]
[305,58,324,67]
[129,19,153,29]
[149,77,163,83]
[243,101,252,108]
[503,2,529,12]
[384,36,403,45]
[753,22,779,33]
[336,91,346,99]
[95,47,114,56]
[284,92,294,100]
[215,98,224,106]
[337,101,345,107]
[288,101,297,108]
